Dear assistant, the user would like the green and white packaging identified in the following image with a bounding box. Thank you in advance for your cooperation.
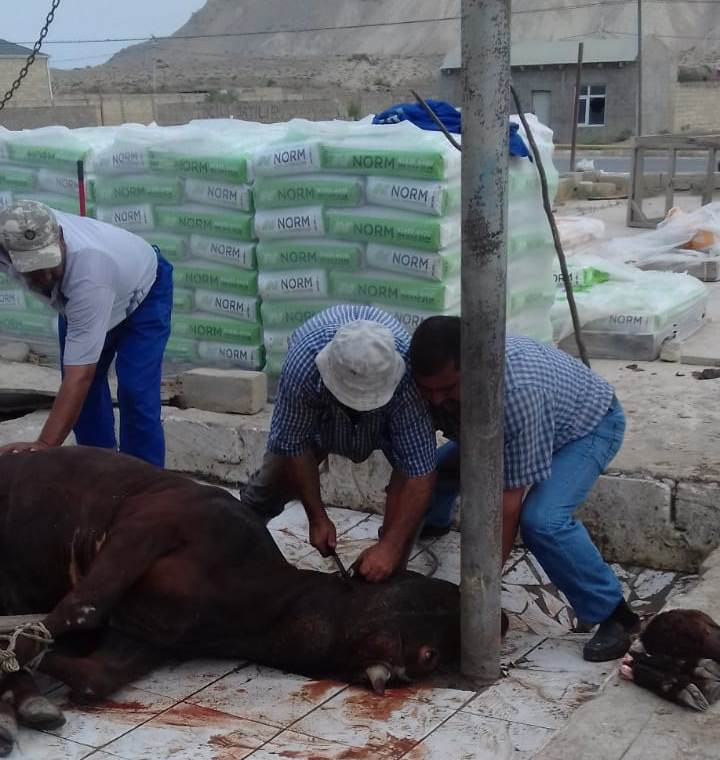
[94,175,182,205]
[260,299,335,329]
[139,232,188,263]
[264,351,287,376]
[254,206,325,239]
[0,289,25,310]
[365,243,460,282]
[183,178,253,211]
[0,311,56,338]
[325,207,460,252]
[256,238,362,271]
[365,177,460,217]
[373,304,459,334]
[165,336,198,362]
[23,192,96,218]
[36,169,83,199]
[197,341,264,370]
[96,204,155,231]
[172,312,262,345]
[263,327,295,354]
[172,260,258,296]
[193,289,260,322]
[173,288,194,313]
[253,174,364,209]
[156,205,254,241]
[251,141,322,177]
[5,138,89,169]
[149,148,248,184]
[329,270,461,312]
[0,166,35,191]
[319,141,461,180]
[0,191,13,211]
[189,235,256,269]
[259,269,329,301]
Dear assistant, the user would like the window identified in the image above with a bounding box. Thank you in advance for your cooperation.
[577,85,606,126]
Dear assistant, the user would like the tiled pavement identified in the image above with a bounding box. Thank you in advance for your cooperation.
[11,500,696,760]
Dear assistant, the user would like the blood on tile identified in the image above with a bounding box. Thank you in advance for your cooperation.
[343,687,414,722]
[298,679,345,702]
[155,702,241,728]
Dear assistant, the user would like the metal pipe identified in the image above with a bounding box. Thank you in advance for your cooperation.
[569,42,584,173]
[460,0,510,685]
[637,0,643,136]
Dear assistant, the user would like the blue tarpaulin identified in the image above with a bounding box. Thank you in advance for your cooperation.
[372,99,532,160]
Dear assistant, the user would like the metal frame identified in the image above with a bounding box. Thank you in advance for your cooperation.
[627,133,720,229]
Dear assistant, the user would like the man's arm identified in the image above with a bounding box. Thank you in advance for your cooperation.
[355,469,435,583]
[0,364,96,455]
[502,487,525,566]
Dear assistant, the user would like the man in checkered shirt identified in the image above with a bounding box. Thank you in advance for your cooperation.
[409,316,639,663]
[241,305,437,583]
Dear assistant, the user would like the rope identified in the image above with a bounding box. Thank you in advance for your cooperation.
[0,623,54,674]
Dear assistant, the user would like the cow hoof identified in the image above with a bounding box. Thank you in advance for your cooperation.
[17,696,66,730]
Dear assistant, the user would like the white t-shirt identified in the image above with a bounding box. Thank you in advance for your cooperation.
[0,211,158,366]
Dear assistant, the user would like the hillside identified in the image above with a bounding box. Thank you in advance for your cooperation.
[53,0,720,95]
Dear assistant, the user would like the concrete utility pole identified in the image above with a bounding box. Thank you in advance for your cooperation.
[460,0,510,684]
[637,0,643,135]
[569,42,584,172]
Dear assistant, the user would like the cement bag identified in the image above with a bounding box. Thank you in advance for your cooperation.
[0,288,26,311]
[597,202,720,265]
[173,288,194,313]
[250,141,322,177]
[265,351,287,376]
[0,311,56,339]
[183,178,253,212]
[92,125,163,175]
[365,243,460,282]
[507,253,554,293]
[0,166,36,192]
[24,192,95,218]
[256,238,363,271]
[165,336,198,363]
[555,216,606,255]
[263,327,295,354]
[188,235,256,270]
[155,205,254,241]
[172,260,258,297]
[372,304,460,334]
[96,204,155,231]
[507,287,556,319]
[139,232,188,263]
[0,191,13,211]
[508,230,556,260]
[258,269,329,300]
[253,174,364,209]
[36,169,87,199]
[193,290,261,322]
[171,312,262,345]
[329,270,461,312]
[148,143,249,185]
[94,175,182,205]
[253,206,325,239]
[365,177,460,217]
[196,341,264,370]
[325,207,460,252]
[260,298,335,329]
[2,126,93,169]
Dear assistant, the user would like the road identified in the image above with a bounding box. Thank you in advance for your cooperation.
[553,154,710,173]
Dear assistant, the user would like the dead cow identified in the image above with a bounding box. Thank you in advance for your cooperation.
[0,447,459,755]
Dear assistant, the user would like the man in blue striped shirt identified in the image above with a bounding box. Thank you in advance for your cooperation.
[409,316,639,662]
[241,305,437,582]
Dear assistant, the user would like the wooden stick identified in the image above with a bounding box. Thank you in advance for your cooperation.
[410,89,462,152]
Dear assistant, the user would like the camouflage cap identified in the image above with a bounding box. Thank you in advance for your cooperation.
[0,200,62,274]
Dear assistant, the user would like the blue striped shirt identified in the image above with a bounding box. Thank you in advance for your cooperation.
[268,304,437,478]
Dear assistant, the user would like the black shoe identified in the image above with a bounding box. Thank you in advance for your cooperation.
[419,523,452,539]
[583,601,640,662]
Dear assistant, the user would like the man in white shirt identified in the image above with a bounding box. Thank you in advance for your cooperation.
[0,200,172,466]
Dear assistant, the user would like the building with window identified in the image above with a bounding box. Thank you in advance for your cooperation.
[439,36,678,143]
[0,40,53,109]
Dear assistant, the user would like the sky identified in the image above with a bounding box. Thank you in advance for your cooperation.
[3,0,207,69]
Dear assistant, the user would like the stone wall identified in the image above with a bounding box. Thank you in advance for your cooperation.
[0,104,100,130]
[673,82,720,133]
[0,57,52,107]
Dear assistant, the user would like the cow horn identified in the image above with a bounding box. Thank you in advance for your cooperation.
[366,664,392,695]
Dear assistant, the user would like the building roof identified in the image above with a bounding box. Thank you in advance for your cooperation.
[442,37,638,70]
[0,39,48,58]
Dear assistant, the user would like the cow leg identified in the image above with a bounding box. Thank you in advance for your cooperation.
[40,629,165,704]
[0,695,17,758]
[1,670,65,730]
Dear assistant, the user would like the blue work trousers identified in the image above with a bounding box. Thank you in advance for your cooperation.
[58,254,173,467]
[426,397,626,623]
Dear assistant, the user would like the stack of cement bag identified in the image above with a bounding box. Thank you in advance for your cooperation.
[92,123,270,370]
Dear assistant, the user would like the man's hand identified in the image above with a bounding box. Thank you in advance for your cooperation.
[0,440,51,457]
[308,513,337,557]
[354,541,405,583]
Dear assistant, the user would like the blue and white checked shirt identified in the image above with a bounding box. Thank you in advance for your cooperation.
[434,335,615,489]
[268,304,437,478]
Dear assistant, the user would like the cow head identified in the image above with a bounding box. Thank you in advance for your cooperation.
[342,572,460,694]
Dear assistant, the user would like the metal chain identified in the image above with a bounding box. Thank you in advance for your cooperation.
[0,0,62,112]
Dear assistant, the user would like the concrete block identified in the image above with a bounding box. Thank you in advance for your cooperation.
[577,475,694,571]
[179,368,266,415]
[673,481,720,567]
[0,342,30,363]
[321,452,391,512]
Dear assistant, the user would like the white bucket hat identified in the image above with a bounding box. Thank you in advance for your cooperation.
[315,320,406,412]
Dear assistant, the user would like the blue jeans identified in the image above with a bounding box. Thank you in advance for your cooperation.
[426,397,626,624]
[58,254,173,467]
